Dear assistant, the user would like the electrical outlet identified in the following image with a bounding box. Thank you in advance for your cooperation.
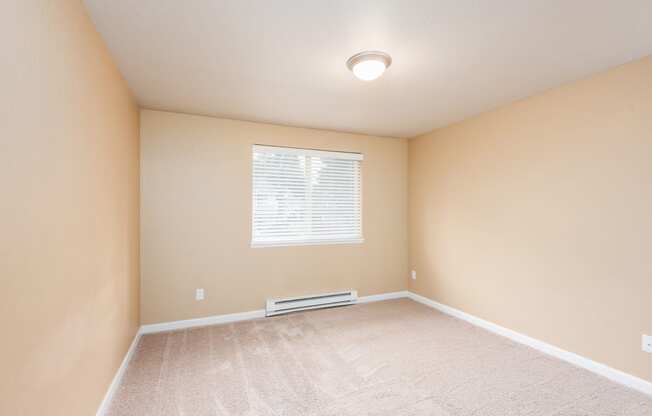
[643,335,652,353]
[195,288,205,301]
[411,270,417,280]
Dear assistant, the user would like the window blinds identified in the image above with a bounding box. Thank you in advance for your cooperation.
[252,145,363,247]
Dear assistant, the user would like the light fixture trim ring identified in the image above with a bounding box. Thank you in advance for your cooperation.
[346,50,392,71]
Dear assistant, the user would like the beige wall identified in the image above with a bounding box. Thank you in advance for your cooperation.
[140,110,408,324]
[0,1,140,415]
[409,56,652,381]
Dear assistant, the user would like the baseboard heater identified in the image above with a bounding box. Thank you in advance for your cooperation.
[266,290,358,317]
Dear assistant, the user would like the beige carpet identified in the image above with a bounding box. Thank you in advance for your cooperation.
[108,299,651,415]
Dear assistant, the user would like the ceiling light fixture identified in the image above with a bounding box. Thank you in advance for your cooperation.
[346,50,392,81]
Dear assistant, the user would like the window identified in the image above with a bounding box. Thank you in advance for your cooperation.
[252,145,363,247]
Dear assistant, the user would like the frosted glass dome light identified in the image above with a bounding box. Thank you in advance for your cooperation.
[346,51,392,81]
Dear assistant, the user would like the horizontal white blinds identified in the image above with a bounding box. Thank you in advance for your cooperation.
[252,145,363,247]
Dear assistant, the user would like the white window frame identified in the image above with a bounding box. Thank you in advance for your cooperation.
[251,145,364,248]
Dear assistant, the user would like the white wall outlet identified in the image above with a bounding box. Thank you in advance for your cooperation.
[195,288,205,301]
[411,270,417,280]
[643,334,652,353]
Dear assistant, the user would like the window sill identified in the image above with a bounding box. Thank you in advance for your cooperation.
[251,238,364,248]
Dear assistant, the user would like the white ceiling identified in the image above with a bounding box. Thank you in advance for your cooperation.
[85,1,652,138]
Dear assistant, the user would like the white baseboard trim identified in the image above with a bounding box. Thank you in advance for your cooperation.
[408,291,652,396]
[139,291,410,334]
[96,330,142,416]
[140,309,266,334]
[358,290,409,303]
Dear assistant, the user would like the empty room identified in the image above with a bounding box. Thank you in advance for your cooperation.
[3,1,652,415]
